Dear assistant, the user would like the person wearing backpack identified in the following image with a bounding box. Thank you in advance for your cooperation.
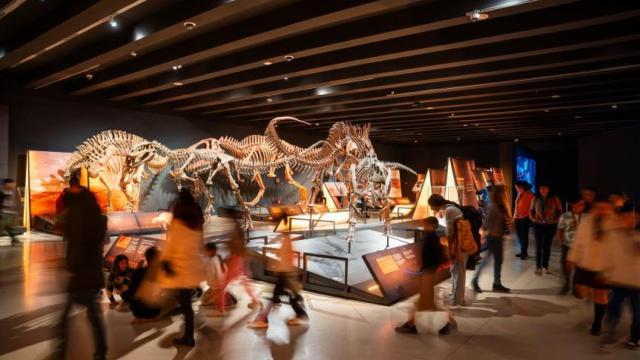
[471,185,511,293]
[428,194,467,306]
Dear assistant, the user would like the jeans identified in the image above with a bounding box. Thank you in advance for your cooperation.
[177,289,195,341]
[514,218,531,256]
[534,223,557,269]
[56,290,107,359]
[451,252,468,306]
[256,272,307,322]
[604,287,640,343]
[473,236,504,286]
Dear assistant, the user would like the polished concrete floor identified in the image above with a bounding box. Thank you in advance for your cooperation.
[0,232,636,360]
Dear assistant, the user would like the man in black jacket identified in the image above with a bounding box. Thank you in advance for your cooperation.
[54,174,108,360]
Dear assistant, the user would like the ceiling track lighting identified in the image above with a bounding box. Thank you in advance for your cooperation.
[284,55,294,62]
[11,0,146,69]
[183,21,196,30]
[109,18,118,28]
[172,64,182,71]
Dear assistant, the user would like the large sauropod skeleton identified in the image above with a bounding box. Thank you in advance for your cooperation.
[120,138,302,229]
[264,117,376,206]
[65,130,150,211]
[345,156,416,250]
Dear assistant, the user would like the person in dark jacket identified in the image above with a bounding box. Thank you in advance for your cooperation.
[106,254,133,305]
[54,174,108,360]
[395,218,456,335]
[126,246,163,321]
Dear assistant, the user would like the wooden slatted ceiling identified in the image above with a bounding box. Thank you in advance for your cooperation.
[1,0,639,144]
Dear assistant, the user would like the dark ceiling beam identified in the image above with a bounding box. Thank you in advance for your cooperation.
[0,0,27,20]
[105,0,578,102]
[220,78,640,120]
[23,0,285,90]
[0,0,146,70]
[168,9,640,111]
[67,0,423,96]
[200,72,639,117]
[242,59,640,124]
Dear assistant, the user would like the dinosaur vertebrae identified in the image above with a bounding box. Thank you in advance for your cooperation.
[65,130,147,177]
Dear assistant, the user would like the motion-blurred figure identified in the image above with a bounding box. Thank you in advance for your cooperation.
[530,184,562,275]
[395,217,455,335]
[0,178,19,246]
[581,187,597,213]
[557,196,585,294]
[568,198,613,336]
[201,242,237,308]
[471,185,510,293]
[513,181,534,260]
[127,246,163,322]
[54,174,108,360]
[209,218,261,317]
[428,194,466,306]
[157,188,205,347]
[249,234,308,329]
[601,203,640,351]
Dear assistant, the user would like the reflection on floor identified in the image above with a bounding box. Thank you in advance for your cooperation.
[0,232,637,360]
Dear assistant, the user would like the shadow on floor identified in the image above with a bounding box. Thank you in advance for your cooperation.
[452,296,572,319]
[0,303,65,356]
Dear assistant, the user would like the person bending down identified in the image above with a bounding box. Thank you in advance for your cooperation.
[106,254,133,305]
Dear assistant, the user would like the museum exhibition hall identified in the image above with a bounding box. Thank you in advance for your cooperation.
[1,1,640,359]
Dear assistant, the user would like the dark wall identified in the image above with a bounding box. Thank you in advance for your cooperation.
[398,142,502,172]
[578,124,640,204]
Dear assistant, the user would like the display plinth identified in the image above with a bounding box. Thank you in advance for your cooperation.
[248,229,449,305]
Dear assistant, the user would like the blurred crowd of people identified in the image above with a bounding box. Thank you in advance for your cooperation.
[13,168,636,358]
[394,182,639,354]
[54,172,306,360]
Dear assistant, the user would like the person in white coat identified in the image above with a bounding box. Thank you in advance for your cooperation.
[157,188,205,347]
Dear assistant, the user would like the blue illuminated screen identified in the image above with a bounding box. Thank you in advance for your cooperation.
[516,156,536,191]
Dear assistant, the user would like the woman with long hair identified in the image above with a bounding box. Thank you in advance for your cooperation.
[530,184,563,275]
[157,188,205,347]
[471,185,511,293]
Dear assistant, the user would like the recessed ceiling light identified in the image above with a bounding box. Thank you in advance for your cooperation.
[551,94,560,99]
[387,90,395,96]
[266,97,273,102]
[544,109,550,113]
[448,113,455,118]
[263,61,272,66]
[172,64,182,71]
[611,104,618,109]
[558,132,563,136]
[183,21,196,30]
[474,123,479,127]
[514,138,519,143]
[395,128,402,131]
[574,115,582,119]
[109,19,118,28]
[456,137,461,141]
[463,124,468,127]
[414,140,419,143]
[173,82,183,86]
[283,75,289,80]
[130,51,137,57]
[426,106,434,110]
[85,73,93,80]
[284,55,294,62]
[489,128,495,131]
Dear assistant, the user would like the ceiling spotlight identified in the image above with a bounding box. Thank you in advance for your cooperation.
[284,55,294,62]
[388,90,395,96]
[266,97,273,102]
[574,115,582,119]
[263,61,272,66]
[130,51,137,57]
[474,123,479,127]
[109,18,118,28]
[315,123,320,127]
[172,64,182,71]
[558,132,563,136]
[489,128,495,132]
[611,104,618,109]
[183,21,196,30]
[173,82,183,86]
[514,138,519,143]
[283,75,289,80]
[456,137,461,141]
[448,113,455,118]
[551,94,561,99]
[544,109,550,113]
[414,140,419,143]
[463,124,468,127]
[426,106,434,110]
[395,128,402,131]
[85,73,93,80]
[467,9,489,22]
[0,48,5,59]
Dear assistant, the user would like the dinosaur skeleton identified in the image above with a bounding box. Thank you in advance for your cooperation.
[65,130,148,211]
[345,156,416,249]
